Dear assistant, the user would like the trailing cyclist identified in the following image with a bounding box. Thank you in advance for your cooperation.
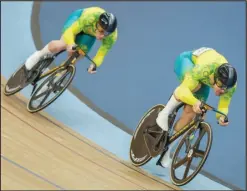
[25,7,118,75]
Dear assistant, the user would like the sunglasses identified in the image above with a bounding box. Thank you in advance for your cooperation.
[96,23,111,36]
[214,77,228,90]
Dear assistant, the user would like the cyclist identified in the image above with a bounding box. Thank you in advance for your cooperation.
[24,7,118,74]
[156,47,237,168]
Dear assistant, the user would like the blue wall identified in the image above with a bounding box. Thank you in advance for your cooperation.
[39,2,245,189]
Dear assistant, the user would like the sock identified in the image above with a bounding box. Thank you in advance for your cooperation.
[156,94,181,131]
[25,44,53,70]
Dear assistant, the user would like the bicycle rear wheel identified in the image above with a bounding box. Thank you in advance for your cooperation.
[4,57,55,96]
[129,104,165,166]
[27,65,75,113]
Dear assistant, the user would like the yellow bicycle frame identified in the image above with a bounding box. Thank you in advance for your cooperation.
[39,49,85,80]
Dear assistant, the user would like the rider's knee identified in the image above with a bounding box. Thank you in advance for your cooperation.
[48,40,66,53]
[173,93,181,102]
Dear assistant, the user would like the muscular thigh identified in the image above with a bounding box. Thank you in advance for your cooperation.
[183,104,195,118]
[174,104,195,131]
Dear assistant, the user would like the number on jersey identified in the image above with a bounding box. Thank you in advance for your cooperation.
[192,47,213,57]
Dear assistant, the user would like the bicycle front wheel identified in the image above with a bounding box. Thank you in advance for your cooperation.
[27,65,76,113]
[170,121,213,186]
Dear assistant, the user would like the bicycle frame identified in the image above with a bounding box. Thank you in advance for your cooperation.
[32,45,96,83]
[167,118,201,145]
[37,49,82,81]
[165,102,228,147]
[163,104,200,147]
[29,46,94,96]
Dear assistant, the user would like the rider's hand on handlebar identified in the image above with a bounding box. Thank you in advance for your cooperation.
[218,116,229,126]
[192,100,202,114]
[87,63,97,74]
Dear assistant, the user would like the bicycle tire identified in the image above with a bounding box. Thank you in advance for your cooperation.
[170,121,212,186]
[27,65,76,113]
[4,57,55,96]
[129,104,165,166]
[4,64,28,96]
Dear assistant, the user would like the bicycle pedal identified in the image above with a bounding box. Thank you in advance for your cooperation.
[156,146,168,166]
[31,84,37,96]
[156,159,163,167]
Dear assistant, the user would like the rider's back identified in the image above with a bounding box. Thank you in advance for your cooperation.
[192,48,228,67]
[77,7,105,36]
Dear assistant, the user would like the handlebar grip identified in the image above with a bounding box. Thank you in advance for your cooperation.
[87,63,97,72]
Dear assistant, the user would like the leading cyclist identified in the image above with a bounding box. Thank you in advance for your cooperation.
[156,47,237,168]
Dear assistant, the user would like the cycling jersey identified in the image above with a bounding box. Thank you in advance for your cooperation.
[174,47,237,119]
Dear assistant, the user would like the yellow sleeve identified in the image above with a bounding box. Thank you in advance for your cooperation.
[93,29,118,67]
[216,84,237,119]
[174,73,200,105]
[92,44,108,67]
[62,21,81,45]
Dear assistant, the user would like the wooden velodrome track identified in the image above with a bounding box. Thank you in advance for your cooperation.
[1,76,180,190]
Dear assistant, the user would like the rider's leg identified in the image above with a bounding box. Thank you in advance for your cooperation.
[156,94,181,131]
[157,51,195,168]
[159,104,197,168]
[174,105,196,131]
[25,39,67,70]
[159,105,195,168]
[159,85,210,168]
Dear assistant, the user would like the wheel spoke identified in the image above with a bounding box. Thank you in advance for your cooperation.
[38,89,53,107]
[183,157,193,179]
[56,74,67,85]
[32,88,50,100]
[48,79,56,89]
[53,71,70,91]
[193,128,206,148]
[185,137,191,153]
[194,149,205,158]
[147,130,162,134]
[173,156,188,169]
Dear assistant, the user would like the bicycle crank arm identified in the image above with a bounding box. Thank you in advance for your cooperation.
[31,83,37,96]
[155,131,167,145]
[156,146,169,166]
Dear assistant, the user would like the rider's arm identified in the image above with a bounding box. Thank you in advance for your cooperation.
[174,75,200,105]
[62,21,81,45]
[174,63,209,106]
[216,84,237,119]
[93,29,118,67]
